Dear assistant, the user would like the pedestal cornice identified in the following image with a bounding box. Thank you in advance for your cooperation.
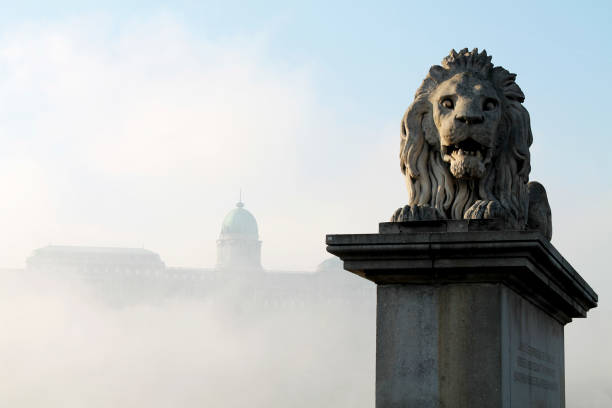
[326,220,597,325]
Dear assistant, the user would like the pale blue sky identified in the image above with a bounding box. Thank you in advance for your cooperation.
[2,0,610,181]
[3,1,611,113]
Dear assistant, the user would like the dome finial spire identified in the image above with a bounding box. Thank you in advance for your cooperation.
[237,188,244,208]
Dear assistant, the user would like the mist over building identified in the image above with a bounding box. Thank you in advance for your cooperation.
[5,201,378,408]
[24,200,374,306]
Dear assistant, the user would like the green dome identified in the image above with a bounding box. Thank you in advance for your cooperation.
[220,202,259,239]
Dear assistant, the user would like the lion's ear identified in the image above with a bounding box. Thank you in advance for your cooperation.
[492,67,524,102]
[428,65,446,83]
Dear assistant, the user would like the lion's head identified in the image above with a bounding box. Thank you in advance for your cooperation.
[400,48,532,229]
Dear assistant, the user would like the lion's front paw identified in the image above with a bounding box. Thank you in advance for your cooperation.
[464,200,504,220]
[391,205,444,222]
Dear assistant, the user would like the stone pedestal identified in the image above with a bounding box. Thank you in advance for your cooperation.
[326,220,597,408]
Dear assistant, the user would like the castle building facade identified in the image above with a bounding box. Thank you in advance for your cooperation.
[25,201,374,306]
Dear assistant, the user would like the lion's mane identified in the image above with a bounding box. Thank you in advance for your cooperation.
[400,48,532,229]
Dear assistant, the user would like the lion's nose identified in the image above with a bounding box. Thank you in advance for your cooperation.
[455,114,484,125]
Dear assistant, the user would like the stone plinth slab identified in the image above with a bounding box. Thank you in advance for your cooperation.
[326,220,597,408]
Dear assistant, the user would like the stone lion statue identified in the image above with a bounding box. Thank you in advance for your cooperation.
[391,48,552,240]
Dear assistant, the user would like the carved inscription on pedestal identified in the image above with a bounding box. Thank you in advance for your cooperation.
[512,342,558,391]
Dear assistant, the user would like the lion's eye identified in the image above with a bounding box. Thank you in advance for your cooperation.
[441,98,454,109]
[484,99,498,111]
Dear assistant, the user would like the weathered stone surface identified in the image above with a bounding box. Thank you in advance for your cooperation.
[392,48,552,240]
[326,220,597,407]
[376,285,439,407]
[374,283,566,407]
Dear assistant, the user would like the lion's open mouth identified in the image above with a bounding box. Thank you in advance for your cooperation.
[441,138,489,179]
[441,138,488,159]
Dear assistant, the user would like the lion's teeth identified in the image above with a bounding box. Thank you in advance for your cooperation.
[477,151,482,159]
[458,149,464,155]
